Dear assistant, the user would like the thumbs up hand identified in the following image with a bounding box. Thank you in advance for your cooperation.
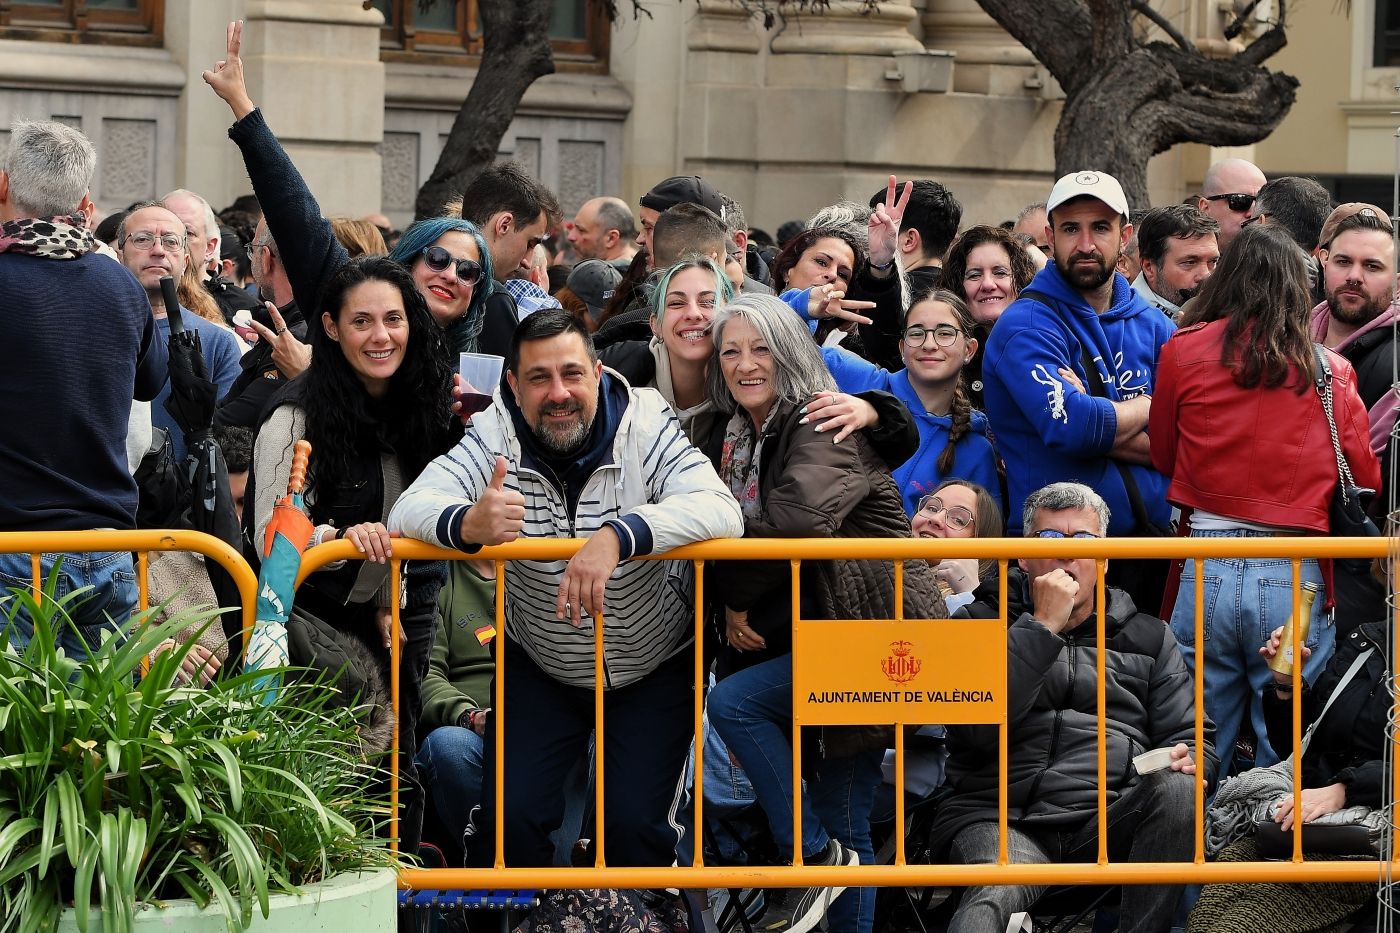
[460,456,526,546]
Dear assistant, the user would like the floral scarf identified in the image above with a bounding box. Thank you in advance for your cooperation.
[718,405,780,523]
[0,212,94,260]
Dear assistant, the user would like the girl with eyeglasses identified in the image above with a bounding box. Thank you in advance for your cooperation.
[207,31,466,856]
[912,479,1005,614]
[819,289,1002,518]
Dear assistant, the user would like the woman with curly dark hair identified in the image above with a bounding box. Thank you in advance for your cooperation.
[940,225,1038,408]
[248,255,461,851]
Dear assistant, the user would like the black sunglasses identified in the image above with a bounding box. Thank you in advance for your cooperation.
[421,245,484,286]
[1203,193,1255,213]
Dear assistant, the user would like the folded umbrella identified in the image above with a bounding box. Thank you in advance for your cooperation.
[158,277,245,633]
[244,439,314,703]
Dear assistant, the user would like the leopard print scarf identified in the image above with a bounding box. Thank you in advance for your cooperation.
[0,213,95,260]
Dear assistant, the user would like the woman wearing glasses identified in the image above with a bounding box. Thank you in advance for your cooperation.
[703,294,945,933]
[204,23,494,356]
[1152,224,1379,770]
[820,289,1001,518]
[912,479,1004,614]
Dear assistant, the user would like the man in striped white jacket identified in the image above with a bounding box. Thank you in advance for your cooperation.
[389,309,743,868]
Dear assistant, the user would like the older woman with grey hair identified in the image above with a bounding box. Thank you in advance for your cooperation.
[703,294,944,933]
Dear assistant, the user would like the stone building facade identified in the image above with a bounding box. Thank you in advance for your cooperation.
[0,0,1393,231]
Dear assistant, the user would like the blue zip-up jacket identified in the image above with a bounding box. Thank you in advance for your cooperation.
[822,346,1002,517]
[981,264,1175,535]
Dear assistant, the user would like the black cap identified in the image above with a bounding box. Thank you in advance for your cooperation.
[640,175,724,216]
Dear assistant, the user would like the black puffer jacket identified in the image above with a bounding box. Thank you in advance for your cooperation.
[933,568,1215,855]
[1262,620,1390,809]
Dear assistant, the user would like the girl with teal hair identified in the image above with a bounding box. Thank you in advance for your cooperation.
[389,217,495,354]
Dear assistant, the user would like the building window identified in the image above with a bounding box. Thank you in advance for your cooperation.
[374,0,607,69]
[1375,0,1400,66]
[0,0,162,45]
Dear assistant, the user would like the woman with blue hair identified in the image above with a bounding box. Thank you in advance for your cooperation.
[388,217,495,354]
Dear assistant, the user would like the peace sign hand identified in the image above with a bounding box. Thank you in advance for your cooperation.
[868,174,913,270]
[202,21,256,121]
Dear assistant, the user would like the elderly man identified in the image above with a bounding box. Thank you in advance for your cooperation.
[0,120,167,656]
[390,309,743,868]
[1196,158,1267,251]
[117,201,243,463]
[568,196,637,266]
[941,482,1213,933]
[164,187,261,325]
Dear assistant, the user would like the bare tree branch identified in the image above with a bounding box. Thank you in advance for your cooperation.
[974,0,1093,90]
[1129,0,1194,53]
[1086,0,1133,62]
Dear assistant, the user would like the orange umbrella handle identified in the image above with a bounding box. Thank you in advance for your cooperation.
[289,440,312,495]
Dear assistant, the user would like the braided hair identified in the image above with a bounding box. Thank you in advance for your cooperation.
[904,287,978,476]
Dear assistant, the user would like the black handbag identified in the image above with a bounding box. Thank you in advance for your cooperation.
[1250,646,1379,858]
[1312,344,1380,538]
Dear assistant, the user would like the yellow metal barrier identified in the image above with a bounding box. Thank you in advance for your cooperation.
[0,529,258,650]
[295,536,1396,893]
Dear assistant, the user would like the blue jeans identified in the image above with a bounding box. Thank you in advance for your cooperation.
[707,654,883,933]
[416,725,485,852]
[1169,529,1332,769]
[0,551,137,660]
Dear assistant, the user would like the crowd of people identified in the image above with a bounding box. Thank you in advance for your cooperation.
[2,18,1398,933]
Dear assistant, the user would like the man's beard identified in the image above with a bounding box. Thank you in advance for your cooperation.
[1328,284,1391,328]
[1057,252,1115,291]
[1162,282,1201,306]
[532,403,593,457]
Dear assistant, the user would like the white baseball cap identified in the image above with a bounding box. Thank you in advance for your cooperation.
[1047,171,1130,219]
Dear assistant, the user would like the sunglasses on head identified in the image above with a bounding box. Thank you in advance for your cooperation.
[1204,193,1256,213]
[421,245,484,286]
[1032,529,1100,539]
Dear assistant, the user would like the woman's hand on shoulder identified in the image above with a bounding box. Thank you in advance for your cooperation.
[799,391,877,444]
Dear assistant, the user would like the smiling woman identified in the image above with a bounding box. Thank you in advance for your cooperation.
[247,255,461,854]
[702,294,945,933]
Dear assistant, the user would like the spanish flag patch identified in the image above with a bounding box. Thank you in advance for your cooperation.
[474,622,496,646]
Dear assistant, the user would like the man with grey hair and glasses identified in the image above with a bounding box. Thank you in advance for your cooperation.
[938,482,1214,933]
[0,119,167,657]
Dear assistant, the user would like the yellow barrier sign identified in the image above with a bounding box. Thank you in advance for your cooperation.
[793,618,1006,725]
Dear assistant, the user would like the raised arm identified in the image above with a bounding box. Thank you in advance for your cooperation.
[204,20,349,319]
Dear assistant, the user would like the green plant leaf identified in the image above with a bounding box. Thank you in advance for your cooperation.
[38,784,59,880]
[55,772,82,869]
[205,812,269,921]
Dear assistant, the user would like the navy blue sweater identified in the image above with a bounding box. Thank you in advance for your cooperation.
[0,251,167,530]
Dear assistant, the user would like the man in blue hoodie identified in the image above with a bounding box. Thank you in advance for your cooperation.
[982,171,1175,552]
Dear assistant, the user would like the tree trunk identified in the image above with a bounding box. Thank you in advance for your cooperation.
[976,0,1299,211]
[412,0,556,221]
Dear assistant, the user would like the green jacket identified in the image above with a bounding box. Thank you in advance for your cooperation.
[420,561,496,731]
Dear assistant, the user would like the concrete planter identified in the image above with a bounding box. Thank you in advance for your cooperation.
[57,867,397,932]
